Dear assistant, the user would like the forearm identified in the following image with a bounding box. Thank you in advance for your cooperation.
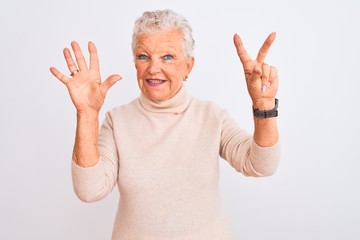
[72,112,100,167]
[253,117,278,147]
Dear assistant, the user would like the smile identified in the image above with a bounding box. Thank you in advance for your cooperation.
[145,79,166,87]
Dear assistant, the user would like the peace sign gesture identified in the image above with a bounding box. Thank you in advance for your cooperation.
[50,41,122,114]
[233,32,278,110]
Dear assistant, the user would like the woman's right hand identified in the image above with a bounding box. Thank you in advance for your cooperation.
[50,41,122,114]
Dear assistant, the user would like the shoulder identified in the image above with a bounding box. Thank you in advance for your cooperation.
[103,98,140,121]
[188,96,229,120]
[111,98,138,112]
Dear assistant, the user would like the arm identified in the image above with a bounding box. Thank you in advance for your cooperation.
[50,41,122,167]
[220,111,280,177]
[71,112,120,202]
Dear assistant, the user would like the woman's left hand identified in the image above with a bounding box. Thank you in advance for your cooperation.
[233,32,278,110]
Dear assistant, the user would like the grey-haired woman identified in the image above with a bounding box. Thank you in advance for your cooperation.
[50,9,280,240]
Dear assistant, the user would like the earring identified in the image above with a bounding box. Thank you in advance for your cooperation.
[183,76,188,82]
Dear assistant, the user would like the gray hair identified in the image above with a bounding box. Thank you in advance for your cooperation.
[132,9,195,58]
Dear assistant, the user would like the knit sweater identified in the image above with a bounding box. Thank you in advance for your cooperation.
[72,86,280,239]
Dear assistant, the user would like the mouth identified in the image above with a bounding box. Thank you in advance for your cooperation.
[145,79,167,87]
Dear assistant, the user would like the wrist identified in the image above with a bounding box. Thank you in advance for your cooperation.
[76,110,99,121]
[253,98,279,119]
[252,98,276,110]
[77,108,99,116]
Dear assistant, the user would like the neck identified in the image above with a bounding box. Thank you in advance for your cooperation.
[138,85,190,114]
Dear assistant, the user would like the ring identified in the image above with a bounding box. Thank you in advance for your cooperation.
[70,69,79,77]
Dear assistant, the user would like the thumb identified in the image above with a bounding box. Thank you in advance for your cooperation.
[101,74,122,96]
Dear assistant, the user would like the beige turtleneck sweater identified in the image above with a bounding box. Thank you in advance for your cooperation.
[72,86,280,240]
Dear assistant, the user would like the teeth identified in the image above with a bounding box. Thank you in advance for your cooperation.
[148,79,163,83]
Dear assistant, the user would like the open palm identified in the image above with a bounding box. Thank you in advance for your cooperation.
[50,41,122,114]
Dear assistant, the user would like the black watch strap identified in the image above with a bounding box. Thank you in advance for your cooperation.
[253,98,279,118]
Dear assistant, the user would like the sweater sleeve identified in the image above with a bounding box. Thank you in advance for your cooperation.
[72,112,119,202]
[219,111,280,177]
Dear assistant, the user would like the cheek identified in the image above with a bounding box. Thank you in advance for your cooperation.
[135,64,146,78]
[166,63,187,78]
[178,61,190,74]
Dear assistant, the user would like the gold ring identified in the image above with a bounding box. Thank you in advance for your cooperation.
[70,69,79,77]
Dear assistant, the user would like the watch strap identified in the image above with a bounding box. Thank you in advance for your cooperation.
[253,98,279,118]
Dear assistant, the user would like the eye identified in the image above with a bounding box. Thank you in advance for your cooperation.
[162,54,174,61]
[138,54,149,60]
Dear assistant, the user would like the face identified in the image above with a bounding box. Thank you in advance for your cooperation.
[134,28,194,101]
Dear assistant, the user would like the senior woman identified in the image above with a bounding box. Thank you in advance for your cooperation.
[50,9,280,240]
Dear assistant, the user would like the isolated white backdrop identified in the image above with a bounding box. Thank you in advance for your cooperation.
[1,0,359,239]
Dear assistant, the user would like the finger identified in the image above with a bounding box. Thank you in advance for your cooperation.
[71,41,88,71]
[50,67,70,85]
[89,41,100,72]
[256,32,276,64]
[233,34,252,65]
[250,65,262,83]
[269,66,278,82]
[269,66,279,90]
[100,74,123,97]
[261,63,270,92]
[63,48,79,74]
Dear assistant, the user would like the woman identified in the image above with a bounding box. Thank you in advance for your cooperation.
[50,9,280,240]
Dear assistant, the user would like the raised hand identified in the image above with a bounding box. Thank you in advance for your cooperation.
[50,41,122,114]
[233,32,278,110]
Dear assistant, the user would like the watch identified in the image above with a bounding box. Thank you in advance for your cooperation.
[253,98,279,118]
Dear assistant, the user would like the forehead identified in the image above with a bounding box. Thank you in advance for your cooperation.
[135,28,184,53]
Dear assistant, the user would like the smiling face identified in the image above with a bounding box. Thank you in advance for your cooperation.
[134,28,194,101]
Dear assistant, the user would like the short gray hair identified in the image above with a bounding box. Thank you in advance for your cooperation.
[132,9,195,58]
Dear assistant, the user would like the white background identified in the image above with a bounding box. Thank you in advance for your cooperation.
[1,0,359,239]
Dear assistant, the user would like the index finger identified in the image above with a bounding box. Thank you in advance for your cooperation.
[256,32,276,63]
[233,34,252,65]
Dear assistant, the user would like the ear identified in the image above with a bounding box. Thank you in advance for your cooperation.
[185,56,195,76]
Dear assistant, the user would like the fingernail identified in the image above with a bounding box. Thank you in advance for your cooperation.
[262,85,267,92]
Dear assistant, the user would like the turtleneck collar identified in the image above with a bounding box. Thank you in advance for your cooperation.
[138,85,191,114]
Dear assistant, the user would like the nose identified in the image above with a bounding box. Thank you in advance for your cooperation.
[147,59,161,74]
